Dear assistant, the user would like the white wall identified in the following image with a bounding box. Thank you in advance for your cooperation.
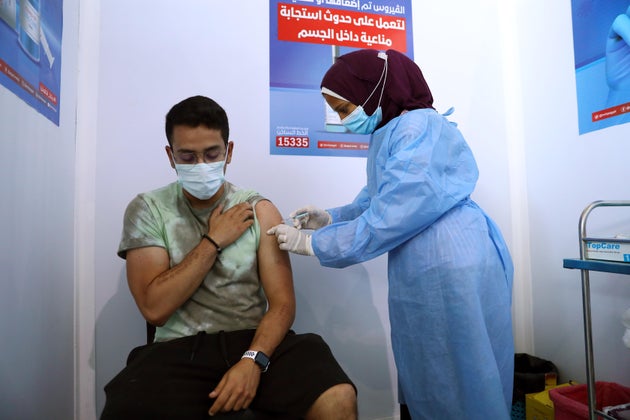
[1,0,625,418]
[423,0,630,385]
[91,1,394,418]
[515,0,630,384]
[0,0,79,419]
[413,1,533,351]
[89,1,520,419]
[416,1,630,388]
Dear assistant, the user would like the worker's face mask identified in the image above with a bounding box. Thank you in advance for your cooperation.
[341,52,388,135]
[175,154,227,200]
[341,105,383,134]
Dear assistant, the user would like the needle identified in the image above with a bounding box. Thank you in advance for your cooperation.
[284,212,308,225]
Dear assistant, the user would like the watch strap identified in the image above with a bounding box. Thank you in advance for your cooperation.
[242,350,270,372]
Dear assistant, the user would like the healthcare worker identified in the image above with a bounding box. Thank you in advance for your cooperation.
[267,49,515,419]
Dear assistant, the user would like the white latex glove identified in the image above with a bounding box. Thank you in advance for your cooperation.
[267,224,314,256]
[289,205,332,230]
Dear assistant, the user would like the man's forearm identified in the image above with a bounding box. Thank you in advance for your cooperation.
[140,239,219,325]
[247,302,295,357]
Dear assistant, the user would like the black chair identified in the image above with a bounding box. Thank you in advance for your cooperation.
[400,404,412,420]
[146,323,286,420]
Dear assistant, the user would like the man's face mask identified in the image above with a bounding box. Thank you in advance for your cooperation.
[174,153,228,200]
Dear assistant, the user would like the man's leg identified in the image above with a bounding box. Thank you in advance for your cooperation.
[102,333,228,419]
[252,332,357,419]
[304,383,357,420]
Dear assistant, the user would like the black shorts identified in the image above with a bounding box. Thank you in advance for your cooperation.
[101,330,355,419]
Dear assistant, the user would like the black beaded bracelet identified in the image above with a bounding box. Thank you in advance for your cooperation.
[202,234,222,253]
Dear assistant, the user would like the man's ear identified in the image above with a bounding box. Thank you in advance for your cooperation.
[226,141,234,165]
[165,145,176,169]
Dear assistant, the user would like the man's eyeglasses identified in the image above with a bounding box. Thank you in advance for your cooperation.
[172,148,226,165]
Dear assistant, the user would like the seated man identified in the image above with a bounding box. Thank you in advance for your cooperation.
[101,95,357,419]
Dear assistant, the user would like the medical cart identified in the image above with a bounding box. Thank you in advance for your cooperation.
[563,200,630,420]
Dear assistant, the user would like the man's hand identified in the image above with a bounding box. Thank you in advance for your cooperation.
[207,203,254,249]
[208,359,261,415]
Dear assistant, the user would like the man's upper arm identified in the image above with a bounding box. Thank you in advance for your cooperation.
[126,246,170,308]
[255,200,295,307]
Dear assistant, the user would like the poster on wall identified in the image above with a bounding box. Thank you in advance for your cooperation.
[0,0,62,126]
[572,1,630,134]
[269,0,413,157]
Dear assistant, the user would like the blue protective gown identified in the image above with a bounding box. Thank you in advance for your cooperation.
[312,108,514,419]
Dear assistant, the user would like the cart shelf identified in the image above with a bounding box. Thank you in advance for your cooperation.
[563,258,630,275]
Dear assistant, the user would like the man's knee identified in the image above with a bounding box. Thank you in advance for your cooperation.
[332,383,357,410]
[307,383,357,419]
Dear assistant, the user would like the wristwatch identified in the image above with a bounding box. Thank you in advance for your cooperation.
[242,350,270,372]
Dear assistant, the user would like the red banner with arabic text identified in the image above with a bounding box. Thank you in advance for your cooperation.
[278,3,407,51]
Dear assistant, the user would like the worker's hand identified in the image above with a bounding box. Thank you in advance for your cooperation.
[207,203,254,249]
[208,358,261,415]
[267,224,314,256]
[289,205,331,230]
[606,6,630,90]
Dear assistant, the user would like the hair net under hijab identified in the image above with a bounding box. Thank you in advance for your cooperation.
[320,49,434,129]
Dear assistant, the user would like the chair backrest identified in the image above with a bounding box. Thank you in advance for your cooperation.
[146,322,156,344]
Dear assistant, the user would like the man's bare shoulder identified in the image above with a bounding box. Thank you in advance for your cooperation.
[254,199,283,229]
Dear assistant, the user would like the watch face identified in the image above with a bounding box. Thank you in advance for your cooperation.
[243,350,270,371]
[255,352,270,371]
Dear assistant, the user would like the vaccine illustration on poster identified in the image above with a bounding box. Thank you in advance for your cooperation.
[0,0,62,125]
[572,0,630,134]
[269,0,413,157]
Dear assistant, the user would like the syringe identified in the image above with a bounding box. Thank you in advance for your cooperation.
[284,212,308,226]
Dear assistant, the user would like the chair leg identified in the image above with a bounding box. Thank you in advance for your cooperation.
[400,403,412,420]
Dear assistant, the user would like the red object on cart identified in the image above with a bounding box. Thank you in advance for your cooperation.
[549,382,630,420]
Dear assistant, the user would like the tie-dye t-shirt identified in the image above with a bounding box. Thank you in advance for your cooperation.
[118,181,267,341]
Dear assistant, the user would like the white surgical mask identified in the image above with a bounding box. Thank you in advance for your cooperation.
[341,106,383,134]
[341,52,388,134]
[175,154,227,200]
